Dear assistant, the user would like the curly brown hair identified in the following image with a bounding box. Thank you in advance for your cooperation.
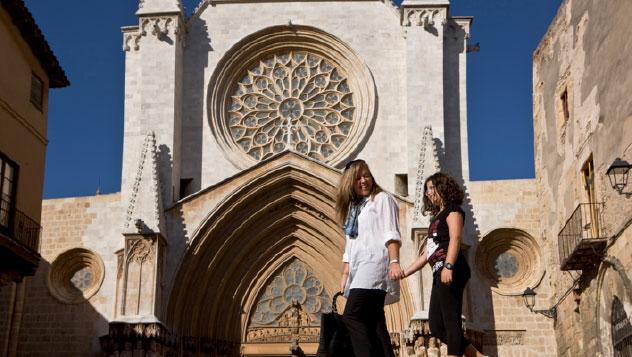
[422,172,464,216]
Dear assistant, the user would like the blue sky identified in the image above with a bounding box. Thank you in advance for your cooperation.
[25,0,561,199]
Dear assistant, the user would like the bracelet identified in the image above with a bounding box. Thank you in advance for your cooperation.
[389,259,399,265]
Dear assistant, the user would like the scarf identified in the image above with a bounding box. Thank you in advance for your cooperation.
[343,197,369,238]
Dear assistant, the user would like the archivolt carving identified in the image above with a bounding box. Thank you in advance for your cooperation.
[167,157,415,344]
[208,25,376,168]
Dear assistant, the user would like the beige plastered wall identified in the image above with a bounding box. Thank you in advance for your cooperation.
[0,8,49,222]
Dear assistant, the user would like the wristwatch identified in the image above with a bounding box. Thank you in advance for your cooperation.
[444,262,454,270]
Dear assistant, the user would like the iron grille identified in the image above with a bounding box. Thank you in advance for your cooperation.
[558,202,606,270]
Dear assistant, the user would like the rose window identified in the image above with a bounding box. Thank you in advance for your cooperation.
[228,51,355,161]
[475,228,544,295]
[249,259,331,327]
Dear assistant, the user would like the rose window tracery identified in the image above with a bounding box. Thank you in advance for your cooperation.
[70,268,93,291]
[495,252,518,279]
[228,51,355,162]
[249,259,331,327]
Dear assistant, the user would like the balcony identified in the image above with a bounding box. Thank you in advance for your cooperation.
[558,203,607,271]
[1,207,41,253]
[0,206,41,284]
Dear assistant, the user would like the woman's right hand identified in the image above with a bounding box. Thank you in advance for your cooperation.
[339,273,348,292]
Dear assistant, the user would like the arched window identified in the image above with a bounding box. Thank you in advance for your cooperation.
[612,296,632,357]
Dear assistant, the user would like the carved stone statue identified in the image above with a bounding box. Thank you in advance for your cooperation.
[414,336,427,357]
[427,337,439,357]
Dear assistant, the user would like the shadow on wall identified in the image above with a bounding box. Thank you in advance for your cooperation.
[0,259,109,356]
[161,202,190,317]
[181,15,212,195]
[441,18,497,356]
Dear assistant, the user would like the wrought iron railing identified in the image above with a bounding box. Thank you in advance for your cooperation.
[558,202,606,270]
[0,204,41,254]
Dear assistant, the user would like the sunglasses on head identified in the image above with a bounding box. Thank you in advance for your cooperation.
[344,159,365,170]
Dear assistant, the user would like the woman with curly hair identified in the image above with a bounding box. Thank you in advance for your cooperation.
[402,172,486,357]
[336,159,404,357]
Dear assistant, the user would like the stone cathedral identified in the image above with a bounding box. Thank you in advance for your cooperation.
[0,0,564,356]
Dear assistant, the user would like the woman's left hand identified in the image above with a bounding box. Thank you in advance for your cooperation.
[441,266,453,285]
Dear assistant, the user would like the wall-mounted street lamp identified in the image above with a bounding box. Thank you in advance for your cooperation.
[522,287,557,319]
[607,158,632,193]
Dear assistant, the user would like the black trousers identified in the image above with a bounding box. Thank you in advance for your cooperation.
[343,288,394,357]
[429,255,471,356]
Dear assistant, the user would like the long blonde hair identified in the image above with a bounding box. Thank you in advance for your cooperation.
[335,160,382,225]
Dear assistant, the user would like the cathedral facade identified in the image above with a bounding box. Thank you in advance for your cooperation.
[0,0,564,356]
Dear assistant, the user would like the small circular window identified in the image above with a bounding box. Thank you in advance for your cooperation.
[48,248,105,304]
[475,229,544,295]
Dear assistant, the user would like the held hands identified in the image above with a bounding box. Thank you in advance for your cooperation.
[389,262,405,280]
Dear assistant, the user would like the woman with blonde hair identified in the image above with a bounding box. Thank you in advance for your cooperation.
[402,172,486,357]
[337,159,404,357]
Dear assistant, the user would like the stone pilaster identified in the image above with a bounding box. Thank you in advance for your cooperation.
[121,0,184,209]
[401,0,449,202]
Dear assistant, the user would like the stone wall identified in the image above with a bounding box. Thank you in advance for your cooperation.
[177,1,469,199]
[465,179,558,356]
[533,0,632,355]
[0,194,123,356]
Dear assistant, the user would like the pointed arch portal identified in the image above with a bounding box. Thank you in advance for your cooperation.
[166,155,412,356]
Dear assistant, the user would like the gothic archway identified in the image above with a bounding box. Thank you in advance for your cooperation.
[166,154,413,356]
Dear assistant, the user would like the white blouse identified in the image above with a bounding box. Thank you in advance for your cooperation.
[342,191,401,305]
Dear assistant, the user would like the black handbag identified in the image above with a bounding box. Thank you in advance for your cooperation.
[317,292,355,357]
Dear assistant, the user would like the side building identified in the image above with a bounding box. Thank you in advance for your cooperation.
[0,0,68,355]
[533,0,632,355]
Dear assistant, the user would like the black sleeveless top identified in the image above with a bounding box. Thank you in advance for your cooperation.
[426,204,465,273]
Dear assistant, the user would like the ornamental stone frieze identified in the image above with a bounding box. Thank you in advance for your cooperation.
[122,27,142,52]
[122,14,184,52]
[140,16,182,39]
[401,7,447,28]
